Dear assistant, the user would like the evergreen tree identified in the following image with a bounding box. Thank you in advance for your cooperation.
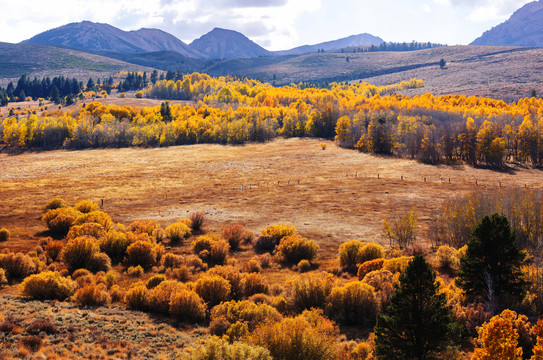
[86,78,95,91]
[49,85,61,104]
[456,214,527,311]
[160,101,172,122]
[151,70,158,84]
[374,255,456,360]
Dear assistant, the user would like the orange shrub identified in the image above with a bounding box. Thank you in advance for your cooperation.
[74,200,100,214]
[129,219,160,236]
[165,221,191,243]
[221,224,253,251]
[43,198,67,212]
[162,252,182,269]
[148,280,186,315]
[169,289,207,323]
[74,210,113,230]
[193,275,232,307]
[124,285,149,310]
[210,240,230,266]
[74,283,111,306]
[20,271,76,300]
[99,230,129,263]
[382,256,413,274]
[61,235,100,272]
[44,240,64,261]
[357,242,385,264]
[192,234,220,254]
[0,252,36,280]
[275,235,319,264]
[357,259,385,280]
[42,207,81,236]
[67,223,106,240]
[288,272,336,312]
[189,211,206,232]
[326,281,378,325]
[241,272,269,297]
[210,300,282,333]
[126,240,157,269]
[208,265,243,300]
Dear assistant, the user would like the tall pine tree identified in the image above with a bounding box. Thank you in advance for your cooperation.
[374,255,456,360]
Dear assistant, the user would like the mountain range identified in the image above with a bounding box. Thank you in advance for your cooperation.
[471,0,543,46]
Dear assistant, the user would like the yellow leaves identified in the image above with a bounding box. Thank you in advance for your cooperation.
[472,310,523,360]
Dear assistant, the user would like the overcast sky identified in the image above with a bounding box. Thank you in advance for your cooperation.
[0,0,533,50]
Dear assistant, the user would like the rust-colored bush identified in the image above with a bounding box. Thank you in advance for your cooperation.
[193,275,231,307]
[189,211,206,232]
[275,235,319,264]
[252,235,279,253]
[26,318,58,335]
[241,272,269,297]
[124,285,149,310]
[191,234,220,254]
[222,224,253,251]
[211,300,282,333]
[129,219,160,237]
[74,283,111,306]
[126,240,157,269]
[127,265,144,277]
[247,258,262,273]
[0,252,36,280]
[167,266,191,282]
[162,252,182,269]
[208,265,243,300]
[20,271,76,300]
[44,240,64,261]
[210,240,230,266]
[357,258,385,280]
[148,280,186,315]
[19,335,43,353]
[169,289,207,323]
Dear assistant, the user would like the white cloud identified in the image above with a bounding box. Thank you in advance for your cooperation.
[423,4,433,13]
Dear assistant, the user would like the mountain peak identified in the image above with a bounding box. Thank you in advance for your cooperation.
[471,0,543,46]
[189,27,272,59]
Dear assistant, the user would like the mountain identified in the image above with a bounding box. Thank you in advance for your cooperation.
[471,1,543,46]
[275,33,384,55]
[23,21,205,58]
[189,28,273,59]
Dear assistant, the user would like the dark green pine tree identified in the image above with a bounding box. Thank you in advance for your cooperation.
[374,255,456,360]
[456,214,527,310]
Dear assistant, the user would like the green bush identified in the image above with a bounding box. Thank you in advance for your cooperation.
[185,336,272,360]
[20,271,76,300]
[275,235,319,264]
[193,275,232,307]
[0,228,10,242]
[169,289,207,323]
[357,242,385,264]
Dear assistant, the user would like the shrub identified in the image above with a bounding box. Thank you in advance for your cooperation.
[0,228,10,242]
[187,255,208,272]
[124,285,149,310]
[126,240,157,269]
[248,309,339,360]
[208,266,243,299]
[382,256,413,274]
[127,265,144,277]
[194,275,232,307]
[210,240,230,266]
[146,274,166,289]
[0,252,36,280]
[19,335,43,353]
[61,235,100,272]
[288,272,336,312]
[162,252,182,269]
[42,207,81,236]
[74,211,113,230]
[74,283,111,306]
[105,271,116,288]
[67,223,106,240]
[26,318,58,335]
[326,281,378,325]
[247,259,261,273]
[44,240,64,261]
[167,265,191,282]
[185,336,272,360]
[165,221,192,243]
[222,224,253,251]
[189,211,206,232]
[261,223,297,243]
[275,235,319,264]
[0,269,7,288]
[297,259,311,272]
[43,198,68,212]
[72,268,92,279]
[192,234,220,254]
[338,240,363,272]
[260,253,272,268]
[20,271,76,300]
[436,245,460,274]
[211,300,282,333]
[252,235,279,253]
[148,280,186,315]
[357,242,385,264]
[169,289,207,323]
[99,230,129,263]
[241,273,269,297]
[74,200,100,214]
[357,258,385,280]
[129,219,160,236]
[90,252,111,273]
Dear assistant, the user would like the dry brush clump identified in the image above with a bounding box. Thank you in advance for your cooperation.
[42,207,81,236]
[189,211,206,232]
[125,240,158,270]
[43,197,68,212]
[0,252,36,281]
[357,259,385,280]
[0,228,10,242]
[221,223,253,251]
[74,283,111,306]
[99,230,129,263]
[326,281,378,326]
[193,275,232,308]
[62,235,111,273]
[184,336,272,360]
[73,200,100,214]
[44,240,64,261]
[191,234,230,266]
[165,220,192,244]
[275,234,319,264]
[20,271,76,300]
[287,272,337,313]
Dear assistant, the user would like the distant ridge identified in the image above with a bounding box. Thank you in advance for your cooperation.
[275,33,384,55]
[23,21,206,58]
[189,28,273,59]
[471,1,543,46]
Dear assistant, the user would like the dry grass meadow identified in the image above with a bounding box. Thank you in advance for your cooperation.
[2,137,541,263]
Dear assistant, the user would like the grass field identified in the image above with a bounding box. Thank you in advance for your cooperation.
[2,137,541,262]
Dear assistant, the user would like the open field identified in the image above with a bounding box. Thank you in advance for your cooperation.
[2,137,542,262]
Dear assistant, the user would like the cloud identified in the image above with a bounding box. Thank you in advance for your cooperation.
[436,0,532,21]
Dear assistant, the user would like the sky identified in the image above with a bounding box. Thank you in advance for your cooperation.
[0,0,534,50]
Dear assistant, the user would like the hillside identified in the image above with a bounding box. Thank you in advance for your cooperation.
[23,21,204,58]
[471,1,543,46]
[275,33,384,56]
[189,28,273,59]
[0,42,153,81]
